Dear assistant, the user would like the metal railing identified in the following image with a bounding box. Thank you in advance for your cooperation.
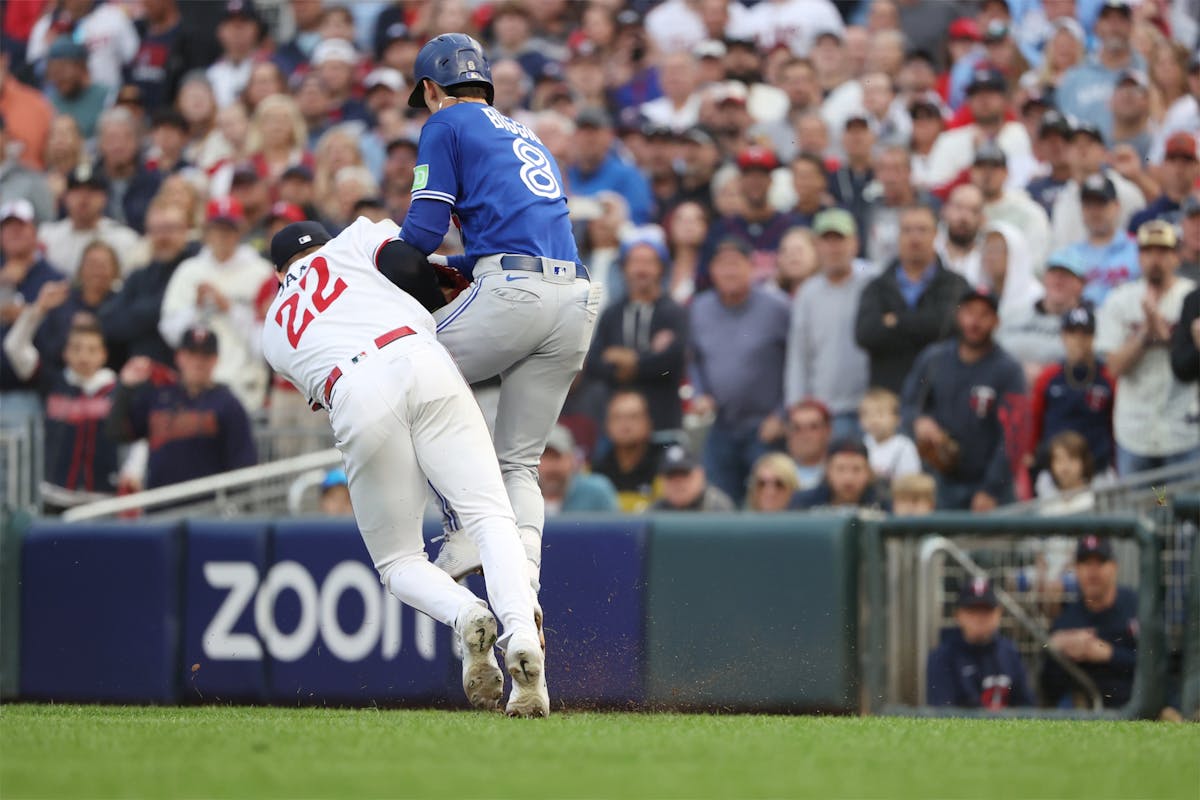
[994,458,1200,518]
[62,449,342,522]
[0,421,42,513]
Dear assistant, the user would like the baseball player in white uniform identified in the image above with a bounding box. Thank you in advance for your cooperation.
[399,35,601,612]
[261,219,549,717]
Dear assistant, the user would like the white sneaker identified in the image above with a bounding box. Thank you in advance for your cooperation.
[455,604,503,711]
[504,631,549,718]
[434,529,483,581]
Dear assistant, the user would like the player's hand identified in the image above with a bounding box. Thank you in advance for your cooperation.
[433,264,469,304]
[0,296,25,325]
[120,355,154,387]
[970,491,997,512]
[1191,317,1200,350]
[882,312,898,328]
[35,281,71,314]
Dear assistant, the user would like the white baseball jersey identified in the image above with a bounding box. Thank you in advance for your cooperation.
[261,217,436,406]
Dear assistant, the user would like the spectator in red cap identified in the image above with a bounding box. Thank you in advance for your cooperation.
[700,146,799,286]
[158,195,272,411]
[1127,133,1199,233]
[785,399,832,491]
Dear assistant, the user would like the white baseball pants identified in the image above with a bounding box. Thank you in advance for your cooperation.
[327,334,537,641]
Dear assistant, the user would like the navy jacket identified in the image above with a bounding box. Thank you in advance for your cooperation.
[855,259,969,393]
[1030,359,1116,469]
[927,627,1034,709]
[1041,586,1139,709]
[98,242,200,366]
[32,365,119,493]
[902,340,1027,496]
[0,258,66,390]
[584,295,687,431]
[107,377,257,489]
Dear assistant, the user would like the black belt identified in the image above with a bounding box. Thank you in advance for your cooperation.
[499,255,590,282]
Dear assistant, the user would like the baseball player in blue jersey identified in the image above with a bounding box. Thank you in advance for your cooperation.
[398,35,601,613]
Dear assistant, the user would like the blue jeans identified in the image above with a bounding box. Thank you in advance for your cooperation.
[1115,445,1200,477]
[703,420,774,507]
[830,412,861,444]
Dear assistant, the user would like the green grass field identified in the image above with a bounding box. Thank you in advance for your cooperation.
[2,705,1197,799]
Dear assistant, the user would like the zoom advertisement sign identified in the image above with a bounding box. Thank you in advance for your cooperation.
[183,519,454,705]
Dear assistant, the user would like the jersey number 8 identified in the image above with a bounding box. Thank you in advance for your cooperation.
[513,139,561,199]
[275,255,348,348]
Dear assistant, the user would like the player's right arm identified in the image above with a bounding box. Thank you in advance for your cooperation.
[354,218,447,312]
[399,121,459,257]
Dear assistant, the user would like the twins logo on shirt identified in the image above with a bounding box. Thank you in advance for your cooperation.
[981,675,1014,710]
[969,385,997,418]
[1085,384,1112,412]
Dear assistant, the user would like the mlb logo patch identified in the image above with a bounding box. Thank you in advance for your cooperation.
[298,234,312,244]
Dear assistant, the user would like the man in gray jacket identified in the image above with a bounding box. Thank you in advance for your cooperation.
[785,208,871,441]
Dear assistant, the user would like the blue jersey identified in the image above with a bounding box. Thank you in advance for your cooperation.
[400,102,579,271]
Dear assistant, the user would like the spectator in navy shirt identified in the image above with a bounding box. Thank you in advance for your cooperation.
[98,200,199,367]
[701,147,800,287]
[790,439,883,511]
[584,233,688,432]
[903,288,1027,510]
[4,308,118,507]
[1025,110,1073,216]
[1,199,65,394]
[106,325,256,489]
[1029,306,1116,473]
[1042,536,1139,709]
[689,237,790,505]
[927,577,1033,710]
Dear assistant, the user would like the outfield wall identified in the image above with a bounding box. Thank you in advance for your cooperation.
[7,514,862,712]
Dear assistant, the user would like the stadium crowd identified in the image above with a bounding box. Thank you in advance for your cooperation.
[1,0,1199,518]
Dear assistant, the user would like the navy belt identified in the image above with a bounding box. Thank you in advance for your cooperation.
[499,255,590,282]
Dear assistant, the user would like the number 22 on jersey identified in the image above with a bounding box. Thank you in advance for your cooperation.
[275,255,347,348]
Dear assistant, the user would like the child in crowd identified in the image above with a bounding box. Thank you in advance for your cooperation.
[926,577,1034,710]
[3,287,119,508]
[318,468,353,515]
[859,387,922,482]
[891,473,937,515]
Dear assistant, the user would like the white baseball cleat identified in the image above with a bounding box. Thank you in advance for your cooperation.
[434,529,483,581]
[455,604,504,711]
[504,631,550,718]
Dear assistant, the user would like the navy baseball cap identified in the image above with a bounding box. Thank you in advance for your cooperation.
[1039,110,1072,138]
[271,221,332,271]
[966,66,1007,95]
[1070,122,1105,145]
[658,444,699,476]
[179,325,219,355]
[827,438,869,460]
[1061,305,1096,333]
[959,286,1000,312]
[1076,535,1114,562]
[1080,173,1117,203]
[957,576,999,609]
[973,141,1007,167]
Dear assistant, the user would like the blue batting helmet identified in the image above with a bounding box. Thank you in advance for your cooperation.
[407,33,494,109]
